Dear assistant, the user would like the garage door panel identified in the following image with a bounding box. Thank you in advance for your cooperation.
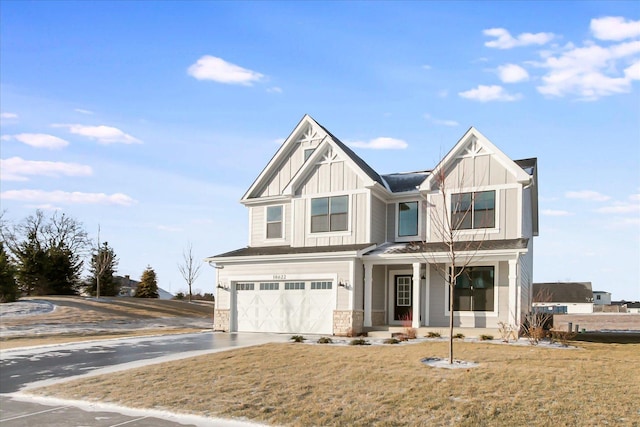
[235,283,333,334]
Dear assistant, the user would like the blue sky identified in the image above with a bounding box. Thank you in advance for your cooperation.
[1,1,639,300]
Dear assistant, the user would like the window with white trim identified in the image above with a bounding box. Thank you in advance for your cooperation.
[311,281,332,290]
[236,283,255,291]
[259,282,279,290]
[266,206,283,239]
[311,196,348,233]
[398,201,418,237]
[453,266,494,311]
[451,190,495,230]
[284,282,305,290]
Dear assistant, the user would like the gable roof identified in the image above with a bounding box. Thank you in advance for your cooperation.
[420,127,532,191]
[532,282,593,303]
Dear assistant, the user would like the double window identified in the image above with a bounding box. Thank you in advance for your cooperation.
[453,266,494,311]
[266,206,283,239]
[311,196,348,233]
[398,201,419,237]
[451,190,495,230]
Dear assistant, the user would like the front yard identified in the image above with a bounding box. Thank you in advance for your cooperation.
[32,340,640,426]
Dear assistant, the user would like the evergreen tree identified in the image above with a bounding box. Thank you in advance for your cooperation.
[85,242,119,296]
[0,242,19,303]
[14,232,49,295]
[135,266,159,298]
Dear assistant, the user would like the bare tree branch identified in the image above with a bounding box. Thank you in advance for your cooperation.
[178,242,202,303]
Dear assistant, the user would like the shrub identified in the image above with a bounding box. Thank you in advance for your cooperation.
[349,338,370,346]
[426,332,441,338]
[497,321,517,343]
[290,335,305,343]
[479,334,494,341]
[384,338,400,344]
[317,337,333,344]
[550,329,577,347]
[453,333,465,339]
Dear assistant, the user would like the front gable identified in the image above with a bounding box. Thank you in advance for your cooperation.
[243,115,385,203]
[420,127,531,192]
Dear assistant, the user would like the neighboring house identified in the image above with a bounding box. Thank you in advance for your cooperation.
[532,282,594,314]
[206,115,538,335]
[114,275,174,300]
[593,290,612,305]
[626,302,640,314]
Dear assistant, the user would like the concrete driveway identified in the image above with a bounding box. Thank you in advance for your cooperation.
[0,332,288,426]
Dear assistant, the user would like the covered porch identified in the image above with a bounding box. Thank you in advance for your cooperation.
[361,240,529,332]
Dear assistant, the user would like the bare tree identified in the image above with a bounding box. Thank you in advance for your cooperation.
[423,167,488,364]
[178,242,202,303]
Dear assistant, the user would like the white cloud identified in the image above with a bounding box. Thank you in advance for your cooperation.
[483,28,555,49]
[595,202,640,214]
[458,85,521,102]
[565,190,611,202]
[1,112,18,119]
[3,133,70,149]
[0,157,92,181]
[74,108,94,115]
[273,138,286,145]
[422,64,432,70]
[437,89,449,98]
[541,209,574,216]
[424,114,459,127]
[348,137,408,150]
[0,189,137,206]
[187,55,264,85]
[266,86,282,93]
[535,39,640,100]
[53,124,142,144]
[497,64,529,83]
[591,16,640,41]
[157,225,183,232]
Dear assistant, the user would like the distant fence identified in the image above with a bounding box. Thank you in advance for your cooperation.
[554,313,640,332]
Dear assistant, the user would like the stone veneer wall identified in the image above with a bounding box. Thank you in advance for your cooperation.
[371,310,386,326]
[333,310,364,336]
[214,309,230,331]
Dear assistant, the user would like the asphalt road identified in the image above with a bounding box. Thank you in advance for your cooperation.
[0,332,287,426]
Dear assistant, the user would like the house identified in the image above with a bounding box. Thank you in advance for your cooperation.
[593,290,611,305]
[114,275,174,300]
[532,282,594,314]
[626,302,640,314]
[206,115,538,335]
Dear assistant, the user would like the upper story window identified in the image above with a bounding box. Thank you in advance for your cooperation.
[398,201,419,237]
[304,148,315,162]
[453,266,494,311]
[311,195,348,233]
[266,205,283,239]
[451,190,495,230]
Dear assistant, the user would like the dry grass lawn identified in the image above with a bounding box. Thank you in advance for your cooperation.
[32,340,640,426]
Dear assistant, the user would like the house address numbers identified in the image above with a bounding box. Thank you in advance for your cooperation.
[273,274,286,280]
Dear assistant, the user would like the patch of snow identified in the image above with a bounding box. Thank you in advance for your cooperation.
[0,300,55,318]
[421,357,479,369]
[7,393,268,427]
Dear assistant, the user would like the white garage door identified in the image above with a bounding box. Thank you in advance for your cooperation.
[235,281,334,334]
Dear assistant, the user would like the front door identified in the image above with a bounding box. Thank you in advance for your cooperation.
[394,275,412,321]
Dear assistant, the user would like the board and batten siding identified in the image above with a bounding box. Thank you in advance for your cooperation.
[256,144,308,198]
[291,192,370,248]
[215,259,354,311]
[370,195,387,244]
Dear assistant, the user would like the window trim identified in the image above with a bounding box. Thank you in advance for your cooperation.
[265,205,285,241]
[395,200,421,241]
[444,262,499,316]
[307,194,351,236]
[445,187,501,236]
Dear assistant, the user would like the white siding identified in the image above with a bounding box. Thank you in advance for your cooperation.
[249,203,292,247]
[371,195,387,244]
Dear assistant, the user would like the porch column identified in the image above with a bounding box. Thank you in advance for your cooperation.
[508,259,518,326]
[423,264,430,326]
[412,262,421,328]
[364,262,373,327]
